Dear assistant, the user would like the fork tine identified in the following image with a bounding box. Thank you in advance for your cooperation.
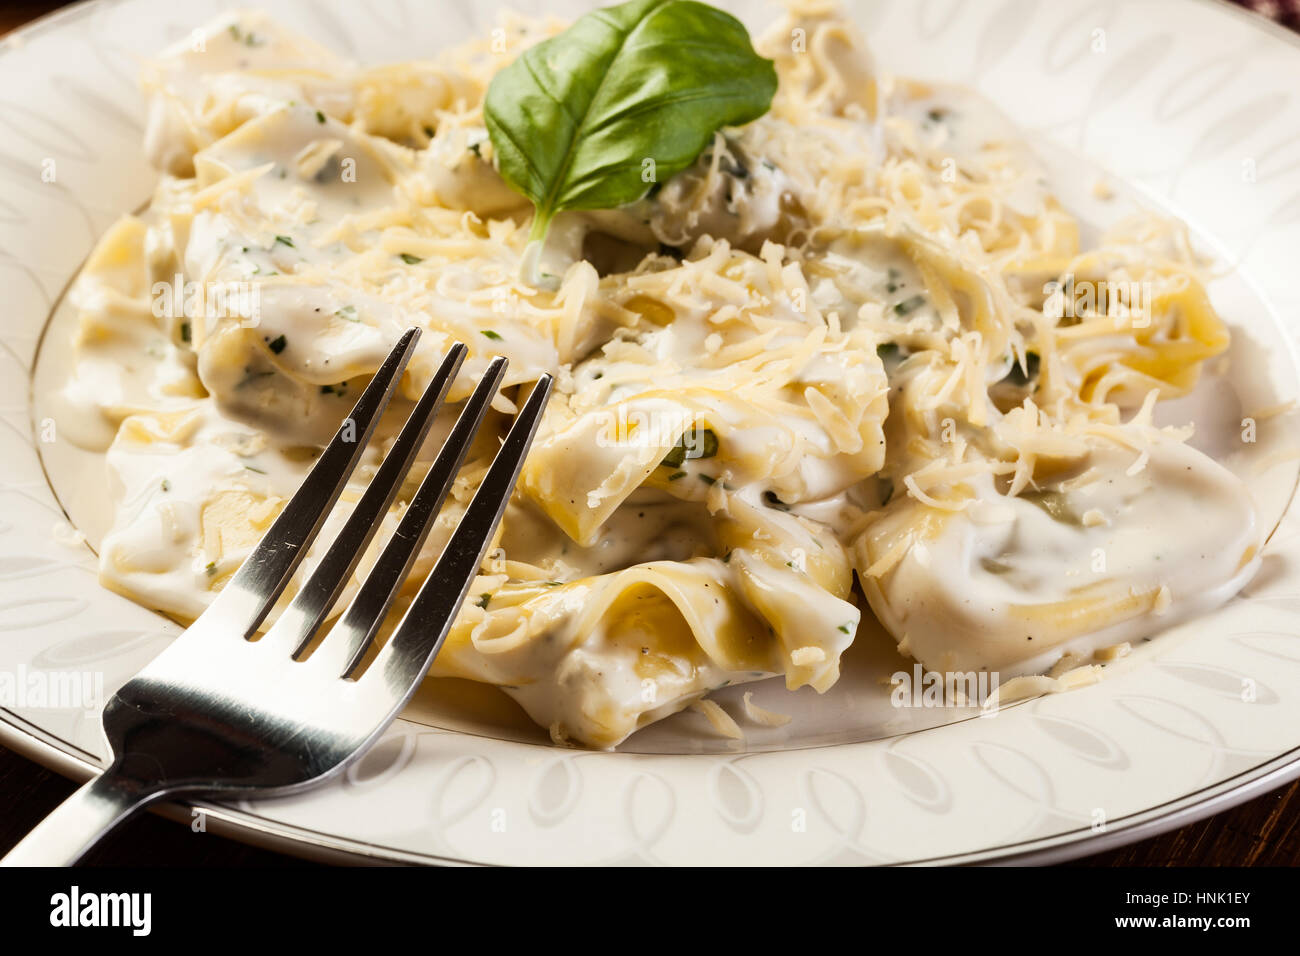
[307,356,511,678]
[259,343,468,658]
[207,328,422,637]
[367,374,552,692]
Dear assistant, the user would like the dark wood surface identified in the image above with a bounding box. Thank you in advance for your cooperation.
[1,0,1297,867]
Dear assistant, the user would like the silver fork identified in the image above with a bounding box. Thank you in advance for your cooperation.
[1,328,551,866]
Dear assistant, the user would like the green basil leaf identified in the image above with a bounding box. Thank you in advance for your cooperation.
[485,0,776,249]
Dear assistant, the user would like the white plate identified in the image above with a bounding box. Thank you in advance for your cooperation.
[3,0,1300,865]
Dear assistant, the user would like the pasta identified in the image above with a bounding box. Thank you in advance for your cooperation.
[53,1,1260,748]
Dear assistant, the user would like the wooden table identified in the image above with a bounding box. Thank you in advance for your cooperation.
[2,0,1297,867]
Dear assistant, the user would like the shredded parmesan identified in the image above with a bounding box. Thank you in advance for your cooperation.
[690,699,744,739]
[742,691,793,727]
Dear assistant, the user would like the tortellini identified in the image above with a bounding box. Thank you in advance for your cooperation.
[54,2,1260,749]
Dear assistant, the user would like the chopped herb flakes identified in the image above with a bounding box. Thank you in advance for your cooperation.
[1023,489,1079,526]
[480,329,503,341]
[267,334,287,354]
[227,25,260,47]
[274,235,294,247]
[894,295,926,316]
[399,253,423,265]
[660,427,719,468]
[763,490,789,510]
[1003,350,1040,387]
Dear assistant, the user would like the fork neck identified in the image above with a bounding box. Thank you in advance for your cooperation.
[0,759,171,867]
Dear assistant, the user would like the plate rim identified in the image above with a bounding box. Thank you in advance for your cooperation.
[6,702,1300,866]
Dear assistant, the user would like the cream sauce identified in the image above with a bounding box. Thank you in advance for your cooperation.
[42,4,1269,749]
[860,437,1260,676]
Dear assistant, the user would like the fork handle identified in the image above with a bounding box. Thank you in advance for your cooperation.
[0,765,163,867]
